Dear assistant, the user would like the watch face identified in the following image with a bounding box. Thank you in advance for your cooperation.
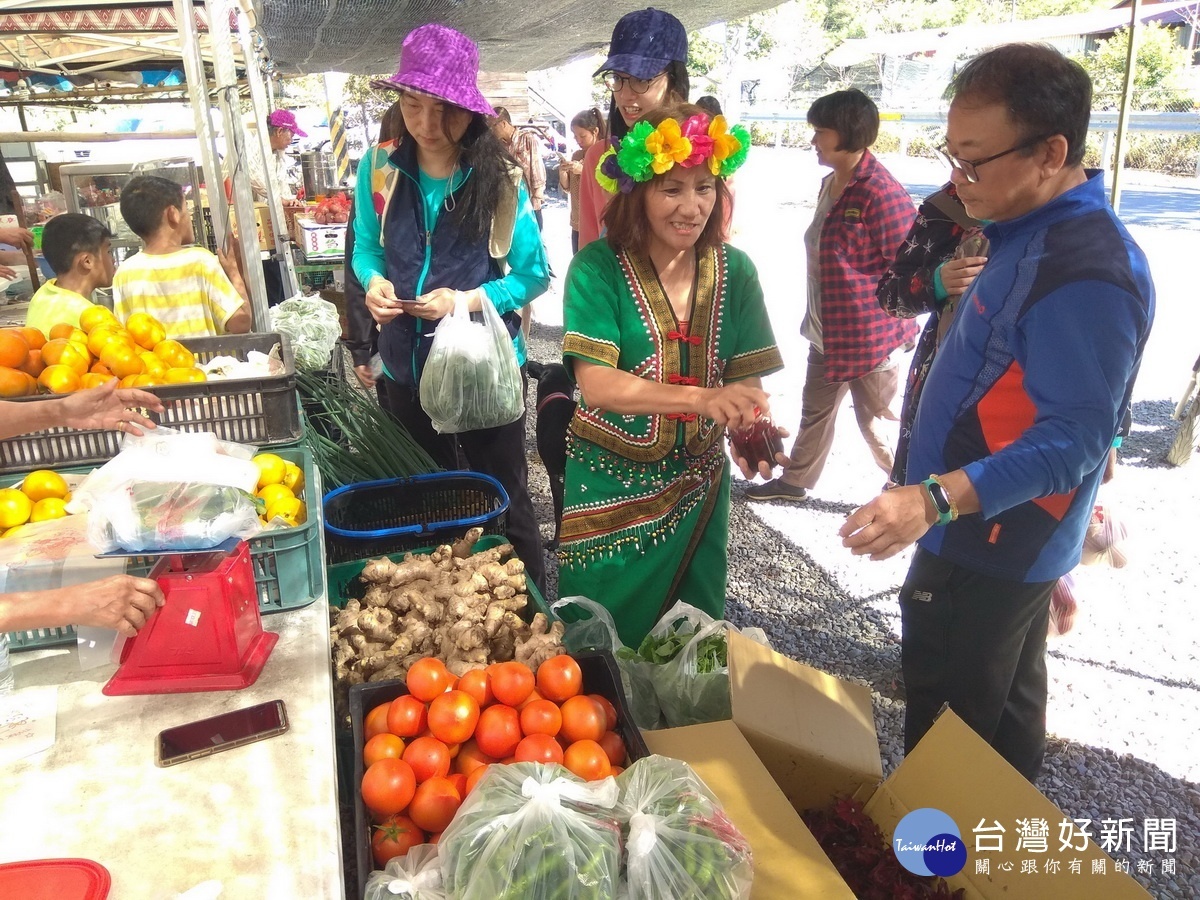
[926,479,952,515]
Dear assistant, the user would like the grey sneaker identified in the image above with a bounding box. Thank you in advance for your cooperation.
[743,479,808,502]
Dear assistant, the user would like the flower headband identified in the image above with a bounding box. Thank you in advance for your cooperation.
[596,114,750,194]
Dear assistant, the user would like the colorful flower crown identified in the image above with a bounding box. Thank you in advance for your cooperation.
[596,114,750,194]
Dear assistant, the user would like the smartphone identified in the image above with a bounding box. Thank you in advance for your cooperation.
[156,700,289,767]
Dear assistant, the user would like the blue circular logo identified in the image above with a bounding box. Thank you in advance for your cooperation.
[892,808,966,877]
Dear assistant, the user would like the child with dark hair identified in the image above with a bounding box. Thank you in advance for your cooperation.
[25,213,115,336]
[560,107,607,254]
[112,174,250,337]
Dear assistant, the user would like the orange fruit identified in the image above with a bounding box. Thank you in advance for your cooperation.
[139,352,167,379]
[0,488,33,528]
[18,348,44,378]
[164,366,206,384]
[154,339,195,369]
[126,313,167,350]
[118,374,140,389]
[79,305,120,334]
[0,366,36,397]
[80,373,111,390]
[87,326,133,358]
[29,497,69,522]
[48,323,77,341]
[0,330,29,369]
[11,326,46,350]
[131,374,159,387]
[38,364,81,394]
[66,327,87,346]
[100,342,146,379]
[41,339,89,377]
[19,470,69,503]
[89,361,114,376]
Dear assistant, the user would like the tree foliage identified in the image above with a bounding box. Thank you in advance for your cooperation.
[1074,22,1194,110]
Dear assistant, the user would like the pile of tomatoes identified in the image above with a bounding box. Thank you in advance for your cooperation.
[359,654,629,867]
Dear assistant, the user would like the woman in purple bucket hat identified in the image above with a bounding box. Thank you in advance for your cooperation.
[352,23,550,592]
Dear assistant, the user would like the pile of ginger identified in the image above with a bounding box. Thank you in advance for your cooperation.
[331,528,566,690]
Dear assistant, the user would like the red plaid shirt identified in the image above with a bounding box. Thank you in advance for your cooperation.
[816,150,917,382]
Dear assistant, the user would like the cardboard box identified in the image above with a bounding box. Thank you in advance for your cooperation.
[292,215,346,259]
[652,631,1150,899]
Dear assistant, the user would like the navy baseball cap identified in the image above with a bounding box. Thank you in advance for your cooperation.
[594,8,688,82]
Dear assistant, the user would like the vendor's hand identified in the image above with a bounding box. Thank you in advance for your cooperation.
[57,378,164,435]
[283,198,306,210]
[0,226,33,250]
[941,256,988,299]
[700,382,769,431]
[0,264,16,280]
[838,485,933,560]
[366,277,405,325]
[216,244,245,285]
[70,574,165,637]
[353,364,376,389]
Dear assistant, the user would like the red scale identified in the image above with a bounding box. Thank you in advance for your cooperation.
[103,540,278,696]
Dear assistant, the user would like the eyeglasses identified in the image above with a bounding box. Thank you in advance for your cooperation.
[936,134,1052,183]
[601,71,666,94]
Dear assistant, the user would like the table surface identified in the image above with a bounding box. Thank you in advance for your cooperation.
[0,596,345,899]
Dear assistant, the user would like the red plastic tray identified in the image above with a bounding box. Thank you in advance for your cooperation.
[0,858,111,899]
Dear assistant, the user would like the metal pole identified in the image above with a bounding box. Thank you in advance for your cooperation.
[1110,0,1143,214]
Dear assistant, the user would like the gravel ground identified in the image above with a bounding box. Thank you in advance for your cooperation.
[523,150,1200,898]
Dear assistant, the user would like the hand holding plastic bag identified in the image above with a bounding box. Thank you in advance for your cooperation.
[1080,502,1128,568]
[617,756,753,900]
[439,762,621,900]
[364,844,445,900]
[419,293,523,434]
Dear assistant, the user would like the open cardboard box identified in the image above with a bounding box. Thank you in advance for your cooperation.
[648,631,1150,899]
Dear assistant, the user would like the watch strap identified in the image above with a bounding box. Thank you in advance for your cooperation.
[922,476,955,527]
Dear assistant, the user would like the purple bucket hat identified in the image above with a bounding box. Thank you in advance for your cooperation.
[267,109,306,137]
[379,23,495,118]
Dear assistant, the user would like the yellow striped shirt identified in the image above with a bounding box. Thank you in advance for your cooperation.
[112,247,244,338]
[25,279,96,337]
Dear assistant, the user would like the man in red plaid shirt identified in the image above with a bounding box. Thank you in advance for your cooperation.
[748,89,916,502]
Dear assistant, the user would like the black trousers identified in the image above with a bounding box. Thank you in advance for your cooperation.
[899,546,1055,782]
[382,376,547,596]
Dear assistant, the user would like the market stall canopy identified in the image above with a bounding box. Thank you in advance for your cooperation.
[252,0,785,75]
[826,0,1200,67]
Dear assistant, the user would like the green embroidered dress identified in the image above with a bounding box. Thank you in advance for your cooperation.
[559,240,783,647]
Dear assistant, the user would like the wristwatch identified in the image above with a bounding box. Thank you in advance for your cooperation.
[922,476,957,527]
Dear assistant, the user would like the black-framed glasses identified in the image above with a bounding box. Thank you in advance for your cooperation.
[601,71,665,94]
[936,134,1052,183]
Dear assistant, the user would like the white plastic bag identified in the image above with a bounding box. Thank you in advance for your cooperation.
[617,756,753,900]
[87,481,261,553]
[419,293,523,434]
[364,844,445,900]
[270,296,342,371]
[1079,502,1128,568]
[1048,571,1080,638]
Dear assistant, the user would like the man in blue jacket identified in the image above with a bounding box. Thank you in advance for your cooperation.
[840,43,1155,781]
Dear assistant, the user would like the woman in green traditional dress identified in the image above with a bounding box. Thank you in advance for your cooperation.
[558,104,785,648]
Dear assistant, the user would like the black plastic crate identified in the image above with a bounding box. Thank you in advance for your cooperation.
[346,650,648,900]
[322,471,509,564]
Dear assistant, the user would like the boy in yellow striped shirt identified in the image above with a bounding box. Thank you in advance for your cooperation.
[112,175,251,338]
[25,213,114,336]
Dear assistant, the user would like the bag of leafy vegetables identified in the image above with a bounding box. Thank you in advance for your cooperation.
[439,762,621,900]
[617,755,754,900]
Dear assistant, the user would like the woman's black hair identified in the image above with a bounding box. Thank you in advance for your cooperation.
[607,60,690,141]
[807,89,879,153]
[570,107,608,141]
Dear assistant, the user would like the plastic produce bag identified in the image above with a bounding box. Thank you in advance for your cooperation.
[1079,502,1128,568]
[270,296,342,371]
[1048,571,1080,638]
[439,762,621,900]
[364,844,445,900]
[616,756,753,900]
[419,294,523,434]
[552,595,664,731]
[88,481,260,552]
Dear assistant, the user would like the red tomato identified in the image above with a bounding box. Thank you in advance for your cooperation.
[453,739,498,776]
[589,694,619,732]
[427,690,481,745]
[364,702,392,741]
[559,695,606,744]
[407,657,457,702]
[465,763,491,795]
[363,732,406,768]
[458,668,494,708]
[447,772,468,797]
[403,736,452,783]
[516,688,546,712]
[490,661,535,707]
[610,765,625,777]
[361,758,417,816]
[519,699,563,737]
[408,775,463,833]
[563,739,612,781]
[387,695,428,738]
[474,704,522,759]
[514,733,565,765]
[371,813,425,867]
[536,654,583,702]
[597,730,626,767]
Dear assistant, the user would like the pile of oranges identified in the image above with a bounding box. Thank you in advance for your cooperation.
[0,307,208,397]
[0,468,73,537]
[252,452,307,528]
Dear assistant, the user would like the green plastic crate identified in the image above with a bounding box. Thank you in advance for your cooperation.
[5,443,323,652]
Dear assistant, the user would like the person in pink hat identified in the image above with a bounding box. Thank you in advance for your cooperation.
[352,22,551,593]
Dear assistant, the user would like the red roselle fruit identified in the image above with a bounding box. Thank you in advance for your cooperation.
[730,416,785,471]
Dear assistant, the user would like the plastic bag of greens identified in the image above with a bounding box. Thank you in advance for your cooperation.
[551,595,664,731]
[269,295,342,371]
[439,762,621,900]
[639,601,770,728]
[364,844,445,900]
[87,481,261,552]
[616,755,753,900]
[419,293,523,434]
